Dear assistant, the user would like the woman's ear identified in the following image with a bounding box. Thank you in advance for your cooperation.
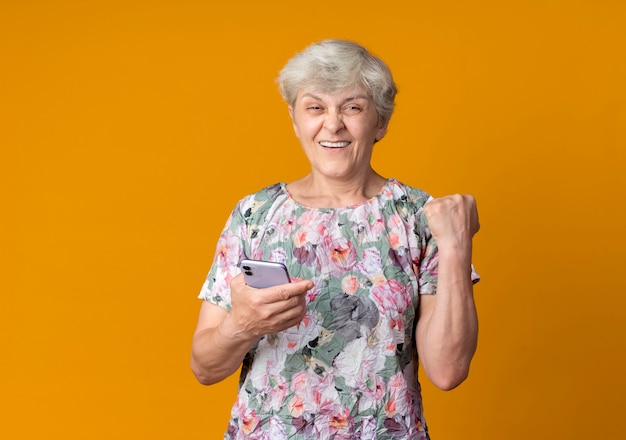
[375,121,389,143]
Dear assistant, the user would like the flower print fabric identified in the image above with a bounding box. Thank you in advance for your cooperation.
[199,178,479,439]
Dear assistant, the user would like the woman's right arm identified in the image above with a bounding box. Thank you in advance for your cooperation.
[190,300,254,385]
[190,274,313,385]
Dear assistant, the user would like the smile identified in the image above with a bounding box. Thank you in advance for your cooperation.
[319,141,351,148]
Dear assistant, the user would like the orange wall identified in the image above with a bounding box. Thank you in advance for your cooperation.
[2,1,625,438]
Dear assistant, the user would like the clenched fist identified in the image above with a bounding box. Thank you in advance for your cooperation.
[424,194,480,250]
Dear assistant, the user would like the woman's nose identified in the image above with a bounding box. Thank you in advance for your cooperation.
[324,111,345,132]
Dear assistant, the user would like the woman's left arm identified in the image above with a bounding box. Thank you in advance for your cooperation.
[416,194,480,390]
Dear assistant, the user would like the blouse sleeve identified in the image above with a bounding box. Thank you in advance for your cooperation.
[416,199,438,295]
[197,200,249,311]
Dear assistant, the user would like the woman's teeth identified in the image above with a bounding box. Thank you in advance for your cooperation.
[320,141,350,148]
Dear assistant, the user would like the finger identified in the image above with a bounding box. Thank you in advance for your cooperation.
[266,303,308,331]
[267,280,312,303]
[262,314,306,334]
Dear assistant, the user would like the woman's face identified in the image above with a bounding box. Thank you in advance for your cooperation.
[288,87,388,181]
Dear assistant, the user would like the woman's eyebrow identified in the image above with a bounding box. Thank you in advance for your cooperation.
[344,95,368,102]
[300,92,321,100]
[300,93,369,103]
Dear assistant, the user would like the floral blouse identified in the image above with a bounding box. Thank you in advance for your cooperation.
[199,178,477,439]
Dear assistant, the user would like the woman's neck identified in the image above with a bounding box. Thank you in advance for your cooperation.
[286,170,388,208]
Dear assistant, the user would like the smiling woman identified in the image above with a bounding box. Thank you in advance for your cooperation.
[190,39,481,439]
[279,40,397,208]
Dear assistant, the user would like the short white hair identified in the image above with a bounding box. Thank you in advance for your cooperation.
[277,39,397,125]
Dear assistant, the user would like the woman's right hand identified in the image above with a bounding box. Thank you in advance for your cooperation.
[224,273,313,340]
[191,273,313,385]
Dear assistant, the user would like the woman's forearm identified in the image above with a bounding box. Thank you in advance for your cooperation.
[417,246,478,390]
[191,315,257,385]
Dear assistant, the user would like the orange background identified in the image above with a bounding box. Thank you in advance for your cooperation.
[2,1,625,438]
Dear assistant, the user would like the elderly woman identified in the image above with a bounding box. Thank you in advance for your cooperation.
[191,39,480,439]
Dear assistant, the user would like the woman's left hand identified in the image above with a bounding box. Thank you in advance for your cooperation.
[424,194,480,249]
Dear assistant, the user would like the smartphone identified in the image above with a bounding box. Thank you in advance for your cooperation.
[239,259,291,288]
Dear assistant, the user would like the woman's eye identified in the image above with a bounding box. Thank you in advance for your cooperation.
[344,105,361,113]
